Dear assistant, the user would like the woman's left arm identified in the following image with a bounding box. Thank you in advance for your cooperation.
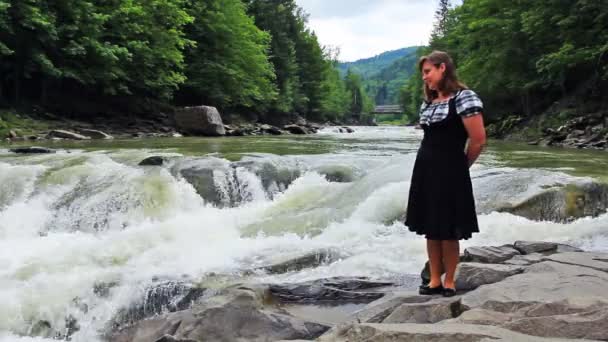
[462,114,486,167]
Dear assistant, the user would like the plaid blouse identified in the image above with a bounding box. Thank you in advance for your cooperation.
[419,89,483,125]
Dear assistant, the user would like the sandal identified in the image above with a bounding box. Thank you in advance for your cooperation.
[419,284,444,295]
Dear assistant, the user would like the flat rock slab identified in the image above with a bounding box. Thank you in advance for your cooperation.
[504,253,545,266]
[513,241,582,255]
[455,262,525,291]
[382,297,464,324]
[541,251,608,272]
[347,291,432,323]
[463,245,521,263]
[317,323,598,341]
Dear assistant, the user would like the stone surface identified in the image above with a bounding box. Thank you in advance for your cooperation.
[110,286,330,342]
[318,323,592,341]
[498,182,608,222]
[256,248,343,274]
[455,262,525,291]
[284,124,309,134]
[462,245,521,263]
[174,106,226,136]
[513,241,583,255]
[269,277,389,304]
[382,297,464,323]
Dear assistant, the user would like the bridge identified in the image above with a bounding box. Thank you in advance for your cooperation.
[372,105,402,114]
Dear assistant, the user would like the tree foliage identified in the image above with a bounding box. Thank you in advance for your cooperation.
[401,0,608,121]
[0,0,368,121]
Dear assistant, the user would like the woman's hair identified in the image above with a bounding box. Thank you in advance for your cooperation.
[418,50,467,102]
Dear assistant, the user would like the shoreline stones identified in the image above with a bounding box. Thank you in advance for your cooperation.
[105,241,608,342]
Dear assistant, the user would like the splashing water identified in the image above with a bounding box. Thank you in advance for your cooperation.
[1,126,607,341]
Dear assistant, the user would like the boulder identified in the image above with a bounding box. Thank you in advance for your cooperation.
[497,182,608,222]
[79,129,113,139]
[139,156,167,166]
[284,124,309,134]
[47,129,90,140]
[109,286,330,342]
[174,106,226,136]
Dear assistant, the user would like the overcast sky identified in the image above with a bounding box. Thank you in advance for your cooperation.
[294,0,438,62]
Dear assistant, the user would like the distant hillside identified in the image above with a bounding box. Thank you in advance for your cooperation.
[339,46,420,106]
[338,47,419,79]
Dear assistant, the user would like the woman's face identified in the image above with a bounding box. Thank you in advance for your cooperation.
[421,61,446,91]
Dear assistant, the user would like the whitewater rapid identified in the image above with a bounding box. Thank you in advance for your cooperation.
[1,126,607,341]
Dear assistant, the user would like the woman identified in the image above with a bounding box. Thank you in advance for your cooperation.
[405,50,486,297]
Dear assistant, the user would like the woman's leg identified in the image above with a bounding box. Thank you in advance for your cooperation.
[426,239,443,288]
[441,240,460,289]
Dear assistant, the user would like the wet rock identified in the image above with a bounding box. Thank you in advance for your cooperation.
[93,281,120,298]
[497,182,608,222]
[233,160,301,196]
[79,129,113,139]
[8,129,17,138]
[29,320,54,338]
[260,124,282,135]
[269,277,391,304]
[462,245,521,263]
[513,240,583,255]
[284,124,309,134]
[256,248,343,274]
[342,126,354,133]
[139,156,166,166]
[47,129,90,140]
[174,105,226,136]
[110,281,207,329]
[110,286,330,342]
[314,165,355,182]
[9,146,56,154]
[455,262,525,291]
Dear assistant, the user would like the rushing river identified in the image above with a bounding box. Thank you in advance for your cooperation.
[1,126,607,341]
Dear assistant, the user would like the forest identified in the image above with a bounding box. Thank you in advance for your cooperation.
[0,0,372,123]
[401,0,608,124]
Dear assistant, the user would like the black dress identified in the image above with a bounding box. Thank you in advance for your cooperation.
[405,94,479,240]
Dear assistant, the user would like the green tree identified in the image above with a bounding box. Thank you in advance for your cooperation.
[178,0,276,110]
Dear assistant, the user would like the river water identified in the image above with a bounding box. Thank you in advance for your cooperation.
[1,126,607,341]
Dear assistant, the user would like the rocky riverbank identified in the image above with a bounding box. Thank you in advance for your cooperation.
[96,240,608,342]
[25,240,605,341]
[487,111,608,151]
[1,105,362,144]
